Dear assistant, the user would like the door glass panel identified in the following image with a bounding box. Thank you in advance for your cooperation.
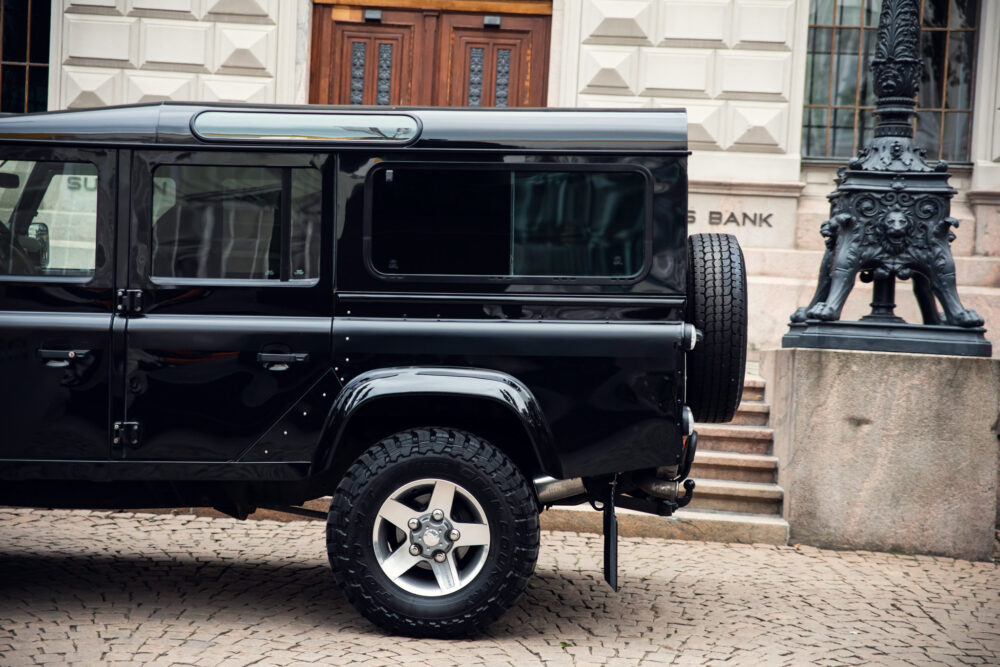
[0,159,97,278]
[150,164,321,282]
[351,41,366,105]
[377,43,393,105]
[468,47,484,106]
[495,49,511,108]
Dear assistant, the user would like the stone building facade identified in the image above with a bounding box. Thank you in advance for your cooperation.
[29,0,1000,355]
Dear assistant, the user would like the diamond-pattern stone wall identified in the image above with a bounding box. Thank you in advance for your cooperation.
[568,0,797,155]
[50,0,300,109]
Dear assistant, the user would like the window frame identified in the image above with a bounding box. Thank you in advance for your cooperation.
[362,161,655,285]
[137,151,326,288]
[0,145,112,286]
[802,0,980,164]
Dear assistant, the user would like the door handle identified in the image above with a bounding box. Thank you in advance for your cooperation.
[38,349,90,367]
[258,352,309,371]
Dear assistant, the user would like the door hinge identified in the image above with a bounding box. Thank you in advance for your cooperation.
[116,289,144,316]
[112,421,140,449]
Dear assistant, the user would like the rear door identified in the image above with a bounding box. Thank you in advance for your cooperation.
[120,150,334,461]
[0,147,115,461]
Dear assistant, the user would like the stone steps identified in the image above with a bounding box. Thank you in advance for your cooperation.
[690,450,778,483]
[697,424,773,455]
[685,478,784,515]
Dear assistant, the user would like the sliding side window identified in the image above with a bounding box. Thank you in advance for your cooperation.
[151,164,321,283]
[369,165,649,280]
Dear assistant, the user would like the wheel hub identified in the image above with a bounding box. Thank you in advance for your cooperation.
[408,510,457,558]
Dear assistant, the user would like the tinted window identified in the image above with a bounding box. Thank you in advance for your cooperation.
[151,165,321,282]
[0,159,97,278]
[370,167,646,278]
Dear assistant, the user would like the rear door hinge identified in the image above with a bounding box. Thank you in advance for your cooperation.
[116,289,144,316]
[112,421,140,449]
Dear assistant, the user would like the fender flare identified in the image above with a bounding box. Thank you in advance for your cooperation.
[313,366,559,478]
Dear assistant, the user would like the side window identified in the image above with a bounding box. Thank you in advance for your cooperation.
[151,164,321,283]
[369,166,648,279]
[0,159,98,279]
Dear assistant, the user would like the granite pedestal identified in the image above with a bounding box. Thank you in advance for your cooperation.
[761,347,999,561]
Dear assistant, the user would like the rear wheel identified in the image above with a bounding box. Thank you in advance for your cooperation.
[327,427,539,637]
[686,233,748,423]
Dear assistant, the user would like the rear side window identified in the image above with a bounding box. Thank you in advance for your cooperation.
[151,165,321,283]
[368,165,649,279]
[0,160,98,279]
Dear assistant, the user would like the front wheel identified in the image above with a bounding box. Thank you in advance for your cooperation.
[327,427,539,637]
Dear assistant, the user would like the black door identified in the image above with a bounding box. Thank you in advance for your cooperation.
[120,150,334,462]
[0,147,116,460]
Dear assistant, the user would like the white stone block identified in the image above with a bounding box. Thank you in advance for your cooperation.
[582,0,654,43]
[717,51,791,98]
[733,0,795,49]
[577,94,652,108]
[205,0,273,19]
[140,20,212,69]
[659,0,730,46]
[216,24,274,72]
[579,46,639,94]
[200,75,274,103]
[680,100,725,149]
[124,71,196,102]
[62,67,120,108]
[128,0,200,17]
[638,48,712,97]
[64,14,137,66]
[729,102,787,151]
[66,0,125,13]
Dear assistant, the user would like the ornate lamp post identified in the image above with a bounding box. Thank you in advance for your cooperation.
[783,0,990,357]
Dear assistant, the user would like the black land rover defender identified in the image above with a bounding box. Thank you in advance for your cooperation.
[0,104,747,637]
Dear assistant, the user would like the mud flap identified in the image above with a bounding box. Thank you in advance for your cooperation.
[603,478,618,592]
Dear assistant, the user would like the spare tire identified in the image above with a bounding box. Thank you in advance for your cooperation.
[686,233,748,423]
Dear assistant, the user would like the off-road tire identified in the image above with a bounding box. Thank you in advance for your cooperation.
[686,233,748,423]
[327,427,539,638]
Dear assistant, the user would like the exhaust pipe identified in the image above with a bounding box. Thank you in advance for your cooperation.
[534,476,586,504]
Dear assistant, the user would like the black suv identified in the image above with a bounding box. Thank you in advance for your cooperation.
[0,103,747,637]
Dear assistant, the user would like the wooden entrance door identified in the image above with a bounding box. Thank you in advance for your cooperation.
[309,2,551,107]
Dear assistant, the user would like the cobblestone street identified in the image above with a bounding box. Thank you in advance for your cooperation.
[0,508,997,666]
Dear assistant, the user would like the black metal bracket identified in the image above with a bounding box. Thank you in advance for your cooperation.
[112,421,140,449]
[603,474,618,592]
[116,289,143,316]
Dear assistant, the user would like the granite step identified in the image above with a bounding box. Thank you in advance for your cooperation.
[730,401,770,426]
[742,375,766,403]
[685,478,784,515]
[691,450,778,484]
[696,424,773,455]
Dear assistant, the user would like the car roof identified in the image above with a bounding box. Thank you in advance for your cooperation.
[0,102,687,153]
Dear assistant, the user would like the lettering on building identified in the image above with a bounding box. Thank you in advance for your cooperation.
[688,209,773,227]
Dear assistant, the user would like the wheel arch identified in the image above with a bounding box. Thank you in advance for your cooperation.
[312,367,559,486]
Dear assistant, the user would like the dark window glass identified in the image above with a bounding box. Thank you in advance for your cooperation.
[0,0,50,113]
[803,0,979,162]
[151,165,321,282]
[0,160,98,278]
[370,167,647,279]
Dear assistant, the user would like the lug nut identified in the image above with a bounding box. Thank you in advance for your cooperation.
[407,518,420,530]
[433,552,447,563]
[448,529,460,541]
[431,509,444,521]
[409,544,421,556]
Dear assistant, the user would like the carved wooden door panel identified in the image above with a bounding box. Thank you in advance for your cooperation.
[310,4,550,108]
[436,14,549,107]
[310,7,423,105]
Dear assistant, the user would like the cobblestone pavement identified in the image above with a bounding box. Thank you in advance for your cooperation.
[0,509,997,666]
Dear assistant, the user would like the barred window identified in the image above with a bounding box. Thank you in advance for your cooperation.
[0,0,50,113]
[803,0,979,163]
